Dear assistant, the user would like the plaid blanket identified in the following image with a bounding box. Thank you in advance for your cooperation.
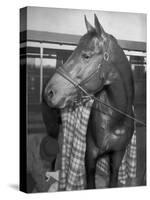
[96,131,136,185]
[59,100,93,191]
[59,100,136,190]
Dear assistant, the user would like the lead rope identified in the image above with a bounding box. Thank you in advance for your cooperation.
[92,95,146,126]
[56,67,146,127]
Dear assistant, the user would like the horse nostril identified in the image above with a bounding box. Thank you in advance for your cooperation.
[47,89,54,99]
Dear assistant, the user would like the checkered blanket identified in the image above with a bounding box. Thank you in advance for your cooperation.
[96,131,136,185]
[59,100,136,191]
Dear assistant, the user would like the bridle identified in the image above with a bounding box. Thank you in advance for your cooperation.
[55,45,146,127]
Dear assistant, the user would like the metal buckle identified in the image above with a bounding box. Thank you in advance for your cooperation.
[104,52,109,61]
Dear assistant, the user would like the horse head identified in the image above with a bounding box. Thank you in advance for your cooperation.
[44,14,132,108]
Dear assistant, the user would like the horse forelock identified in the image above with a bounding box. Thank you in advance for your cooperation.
[78,30,106,54]
[79,31,97,47]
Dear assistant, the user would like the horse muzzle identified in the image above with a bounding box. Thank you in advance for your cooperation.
[44,80,75,109]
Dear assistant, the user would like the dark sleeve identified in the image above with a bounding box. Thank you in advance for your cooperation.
[41,99,61,139]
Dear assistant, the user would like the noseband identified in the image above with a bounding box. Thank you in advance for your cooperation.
[56,63,101,100]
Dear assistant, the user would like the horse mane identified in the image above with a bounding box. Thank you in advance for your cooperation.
[108,34,135,106]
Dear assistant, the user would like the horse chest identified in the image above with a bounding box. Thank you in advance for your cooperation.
[89,91,129,153]
[91,91,113,128]
[89,117,127,154]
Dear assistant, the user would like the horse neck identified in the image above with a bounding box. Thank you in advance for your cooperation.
[107,79,129,113]
[94,38,134,127]
[101,79,131,128]
[106,38,134,114]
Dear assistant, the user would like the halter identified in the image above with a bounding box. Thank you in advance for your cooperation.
[56,62,103,97]
[55,48,146,127]
[56,49,109,101]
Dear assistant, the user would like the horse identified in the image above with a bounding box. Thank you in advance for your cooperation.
[44,14,134,188]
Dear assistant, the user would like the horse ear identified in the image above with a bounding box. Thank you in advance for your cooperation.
[94,14,106,37]
[84,15,94,32]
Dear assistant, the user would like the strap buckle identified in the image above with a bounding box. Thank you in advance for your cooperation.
[104,52,109,61]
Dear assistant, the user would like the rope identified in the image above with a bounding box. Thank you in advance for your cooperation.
[56,67,146,127]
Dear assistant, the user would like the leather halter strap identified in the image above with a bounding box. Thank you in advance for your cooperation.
[78,63,101,87]
[55,47,110,104]
[56,66,94,100]
[56,62,102,86]
[56,47,109,98]
[56,36,110,95]
[56,60,105,100]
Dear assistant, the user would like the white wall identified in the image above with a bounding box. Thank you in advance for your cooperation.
[25,6,146,42]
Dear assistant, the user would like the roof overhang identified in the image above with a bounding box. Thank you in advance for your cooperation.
[20,30,146,52]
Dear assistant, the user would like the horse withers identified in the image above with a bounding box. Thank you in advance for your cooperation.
[44,14,134,188]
